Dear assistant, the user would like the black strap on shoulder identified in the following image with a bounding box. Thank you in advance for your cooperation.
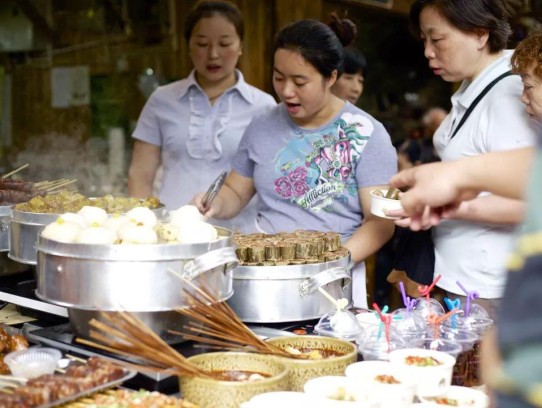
[450,70,514,139]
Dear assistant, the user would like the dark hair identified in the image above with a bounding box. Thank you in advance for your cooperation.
[274,19,353,78]
[511,32,542,79]
[343,46,368,77]
[408,0,512,53]
[184,1,244,42]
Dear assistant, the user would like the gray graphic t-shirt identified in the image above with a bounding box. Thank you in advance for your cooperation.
[232,102,397,238]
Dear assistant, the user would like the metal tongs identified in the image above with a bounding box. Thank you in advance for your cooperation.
[201,171,227,211]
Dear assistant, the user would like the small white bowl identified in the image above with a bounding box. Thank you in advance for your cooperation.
[4,347,62,379]
[345,361,415,407]
[303,375,370,406]
[240,391,319,407]
[420,385,489,407]
[370,189,403,219]
[388,348,456,398]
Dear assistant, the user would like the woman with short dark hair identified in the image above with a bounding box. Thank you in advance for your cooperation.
[128,1,275,232]
[396,0,538,318]
[193,19,397,307]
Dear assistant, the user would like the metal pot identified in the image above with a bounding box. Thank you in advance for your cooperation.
[0,206,11,252]
[35,228,238,338]
[9,211,58,264]
[228,255,352,323]
[9,205,166,265]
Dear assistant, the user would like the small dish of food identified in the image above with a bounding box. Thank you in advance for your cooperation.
[388,348,456,398]
[420,385,489,407]
[345,361,415,407]
[303,375,370,406]
[370,189,404,219]
[266,336,357,391]
[240,391,320,407]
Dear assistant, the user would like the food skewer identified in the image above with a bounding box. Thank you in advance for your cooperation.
[1,163,29,179]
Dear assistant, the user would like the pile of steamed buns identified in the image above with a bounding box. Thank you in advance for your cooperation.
[41,205,218,244]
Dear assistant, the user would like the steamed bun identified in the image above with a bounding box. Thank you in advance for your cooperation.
[177,221,217,243]
[42,219,82,243]
[125,207,157,228]
[75,226,117,244]
[170,205,204,227]
[77,206,108,226]
[119,223,158,244]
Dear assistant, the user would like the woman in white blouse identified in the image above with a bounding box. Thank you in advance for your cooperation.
[128,1,275,232]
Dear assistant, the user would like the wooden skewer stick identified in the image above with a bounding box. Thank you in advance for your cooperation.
[65,354,87,363]
[1,163,29,179]
[45,179,77,193]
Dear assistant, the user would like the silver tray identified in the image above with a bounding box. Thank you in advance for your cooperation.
[0,364,137,408]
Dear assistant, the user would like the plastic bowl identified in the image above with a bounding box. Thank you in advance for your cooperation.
[370,189,403,219]
[4,347,62,379]
[388,348,456,398]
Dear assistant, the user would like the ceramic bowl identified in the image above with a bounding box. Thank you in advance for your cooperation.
[303,375,370,406]
[266,335,357,391]
[240,391,320,407]
[179,352,290,408]
[345,361,415,407]
[388,348,456,398]
[419,385,489,407]
[370,189,403,219]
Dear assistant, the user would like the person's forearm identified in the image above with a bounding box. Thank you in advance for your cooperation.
[343,219,395,263]
[461,147,534,200]
[451,195,526,225]
[128,173,154,198]
[213,183,250,219]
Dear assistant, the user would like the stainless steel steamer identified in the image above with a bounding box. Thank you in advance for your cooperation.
[9,206,166,265]
[36,228,238,338]
[228,255,353,323]
[0,206,11,252]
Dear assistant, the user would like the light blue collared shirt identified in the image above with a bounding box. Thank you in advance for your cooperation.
[132,70,276,231]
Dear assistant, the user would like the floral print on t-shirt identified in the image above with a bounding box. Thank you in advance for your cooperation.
[273,112,374,212]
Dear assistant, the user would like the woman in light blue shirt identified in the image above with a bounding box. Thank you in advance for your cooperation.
[128,1,275,232]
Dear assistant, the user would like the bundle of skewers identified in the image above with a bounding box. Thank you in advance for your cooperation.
[76,272,317,378]
[0,164,77,206]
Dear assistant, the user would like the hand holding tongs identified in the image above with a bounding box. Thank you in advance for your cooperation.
[201,171,227,211]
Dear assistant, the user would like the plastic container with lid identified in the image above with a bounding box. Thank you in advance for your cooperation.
[314,309,364,341]
[4,347,62,379]
[356,325,410,361]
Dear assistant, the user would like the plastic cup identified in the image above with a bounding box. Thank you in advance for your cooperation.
[433,329,478,386]
[391,308,427,346]
[420,339,462,359]
[443,316,493,386]
[356,326,409,361]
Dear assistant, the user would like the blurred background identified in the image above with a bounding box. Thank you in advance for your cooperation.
[0,0,537,195]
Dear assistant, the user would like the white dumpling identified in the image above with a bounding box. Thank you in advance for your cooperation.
[102,214,130,233]
[120,224,158,244]
[177,221,217,243]
[58,213,87,229]
[125,207,158,228]
[42,220,82,243]
[169,205,204,227]
[75,226,117,244]
[77,206,108,226]
[157,223,179,243]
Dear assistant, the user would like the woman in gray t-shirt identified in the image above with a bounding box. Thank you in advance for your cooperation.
[193,18,397,307]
